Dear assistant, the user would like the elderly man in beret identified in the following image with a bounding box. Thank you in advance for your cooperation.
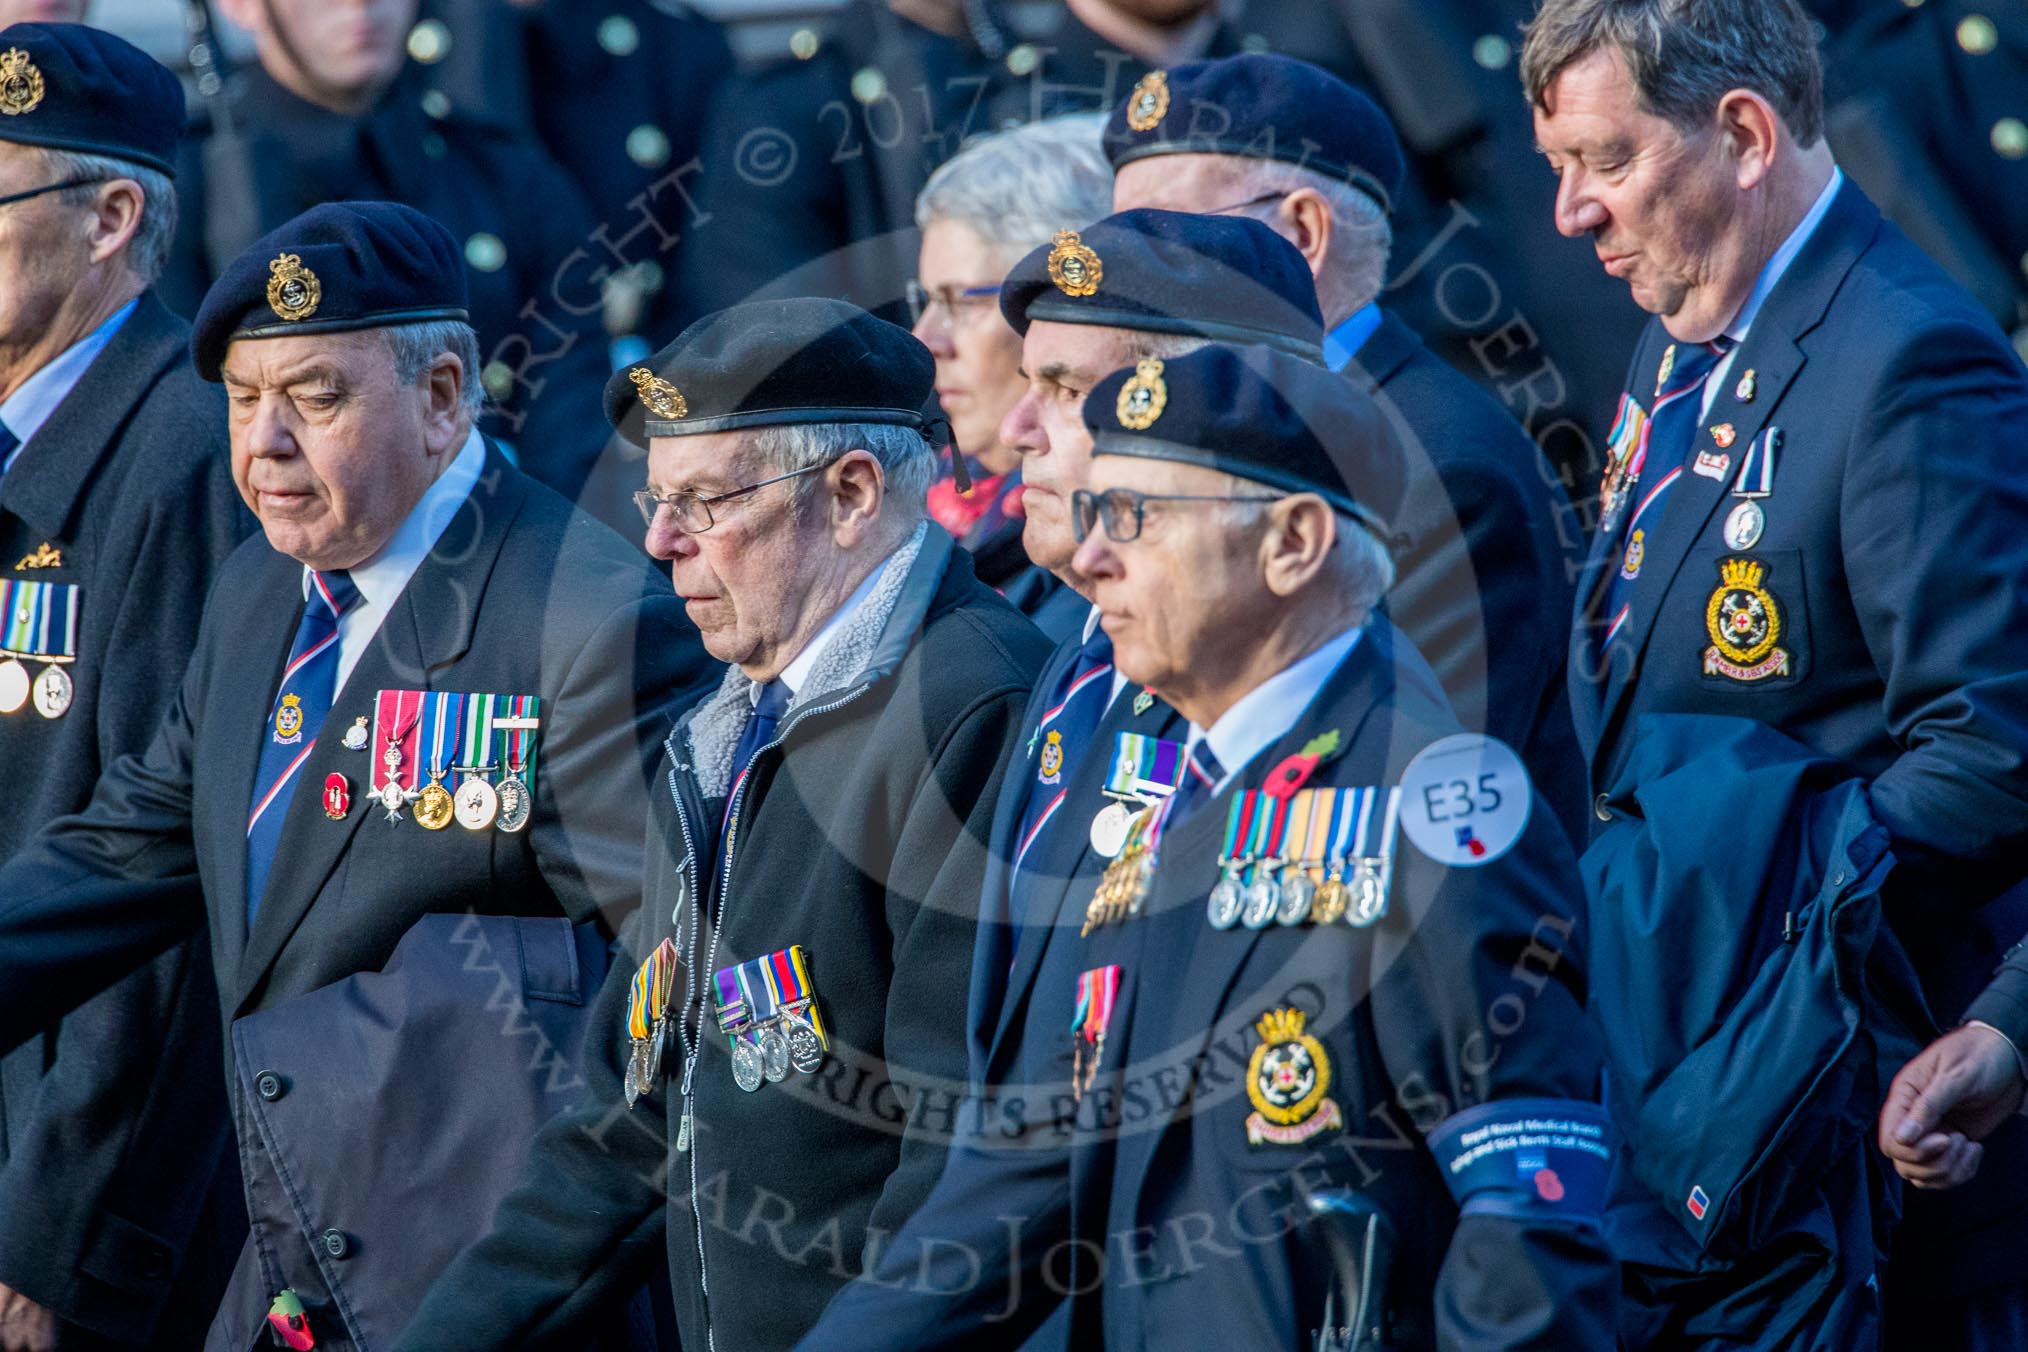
[394,296,1051,1351]
[0,24,252,1352]
[794,343,1617,1350]
[0,199,713,1351]
[1106,52,1586,846]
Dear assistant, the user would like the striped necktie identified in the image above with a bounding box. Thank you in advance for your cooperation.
[246,570,360,922]
[1595,336,1736,655]
[1164,739,1227,826]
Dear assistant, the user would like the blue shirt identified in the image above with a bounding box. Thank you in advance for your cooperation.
[1322,303,1384,375]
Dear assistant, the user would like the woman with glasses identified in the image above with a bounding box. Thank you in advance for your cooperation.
[909,114,1112,643]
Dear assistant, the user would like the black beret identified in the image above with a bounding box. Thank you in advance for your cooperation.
[998,208,1323,360]
[1105,54,1406,214]
[1083,343,1406,540]
[605,297,935,447]
[0,23,185,176]
[191,201,471,381]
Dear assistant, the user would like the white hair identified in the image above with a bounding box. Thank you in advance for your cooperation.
[39,148,177,286]
[750,420,934,519]
[1235,159,1392,316]
[915,114,1115,259]
[1331,513,1398,621]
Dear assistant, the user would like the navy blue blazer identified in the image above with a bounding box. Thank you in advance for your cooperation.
[1351,310,1588,848]
[0,448,712,1347]
[0,291,252,1345]
[1568,178,2028,1296]
[794,621,1617,1352]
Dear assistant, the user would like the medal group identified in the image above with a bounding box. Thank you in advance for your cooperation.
[0,573,77,719]
[314,688,542,831]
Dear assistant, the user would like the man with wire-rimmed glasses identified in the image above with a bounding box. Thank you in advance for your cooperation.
[397,295,1051,1352]
[0,24,251,1352]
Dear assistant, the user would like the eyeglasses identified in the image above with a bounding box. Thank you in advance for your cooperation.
[1072,487,1280,544]
[633,459,837,533]
[1199,190,1288,218]
[0,176,106,210]
[906,280,1002,325]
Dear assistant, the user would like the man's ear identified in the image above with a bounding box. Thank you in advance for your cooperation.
[421,353,466,458]
[1717,88,1783,191]
[1277,187,1335,283]
[1261,494,1337,598]
[827,449,886,545]
[83,178,145,268]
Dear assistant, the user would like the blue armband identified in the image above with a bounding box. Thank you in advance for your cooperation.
[1426,1098,1613,1222]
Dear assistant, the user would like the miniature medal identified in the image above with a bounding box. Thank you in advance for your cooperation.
[454,777,498,830]
[758,1023,792,1083]
[731,1036,764,1092]
[496,773,531,832]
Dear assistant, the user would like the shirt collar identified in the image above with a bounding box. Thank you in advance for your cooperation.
[301,426,487,606]
[1322,303,1383,374]
[766,544,895,704]
[1724,166,1844,344]
[0,298,138,470]
[1189,624,1363,786]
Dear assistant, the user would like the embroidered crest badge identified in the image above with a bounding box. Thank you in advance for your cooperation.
[1244,1007,1343,1146]
[1703,557,1791,681]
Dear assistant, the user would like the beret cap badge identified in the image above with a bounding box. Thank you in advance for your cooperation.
[1047,229,1102,298]
[265,252,321,322]
[0,48,44,116]
[1125,69,1169,131]
[1115,358,1168,430]
[629,366,687,420]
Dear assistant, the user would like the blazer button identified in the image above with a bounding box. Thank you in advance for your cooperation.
[1593,793,1612,823]
[255,1071,286,1102]
[321,1229,352,1260]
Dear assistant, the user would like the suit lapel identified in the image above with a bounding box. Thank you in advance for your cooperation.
[0,294,187,531]
[990,688,1183,1060]
[1595,179,1878,748]
[233,451,530,1008]
[1115,630,1400,1209]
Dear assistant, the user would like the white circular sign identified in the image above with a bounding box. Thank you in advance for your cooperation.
[1397,733,1532,868]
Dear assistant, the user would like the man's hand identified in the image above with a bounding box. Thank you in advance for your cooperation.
[1878,1022,2028,1189]
[0,1282,56,1352]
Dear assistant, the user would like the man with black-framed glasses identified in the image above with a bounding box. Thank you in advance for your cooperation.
[0,25,251,1352]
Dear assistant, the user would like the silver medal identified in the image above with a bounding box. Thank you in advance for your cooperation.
[1206,874,1245,929]
[1089,801,1137,858]
[1723,499,1765,551]
[1347,861,1388,927]
[496,774,531,832]
[378,780,408,823]
[758,1023,791,1083]
[1276,872,1316,926]
[731,1036,764,1092]
[786,1015,825,1074]
[1241,879,1279,930]
[30,664,71,719]
[454,777,499,830]
[0,658,28,714]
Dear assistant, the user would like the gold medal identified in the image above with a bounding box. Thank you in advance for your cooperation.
[415,779,455,830]
[1312,865,1349,925]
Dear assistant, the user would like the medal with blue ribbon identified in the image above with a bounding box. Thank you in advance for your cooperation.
[1090,732,1187,858]
[1312,786,1401,926]
[0,577,78,718]
[1238,792,1290,930]
[1206,792,1259,929]
[413,692,465,830]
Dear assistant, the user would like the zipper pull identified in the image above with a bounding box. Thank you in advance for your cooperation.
[678,1112,693,1153]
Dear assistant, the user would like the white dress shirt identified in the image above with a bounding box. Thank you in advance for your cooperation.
[1189,625,1365,790]
[305,427,486,692]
